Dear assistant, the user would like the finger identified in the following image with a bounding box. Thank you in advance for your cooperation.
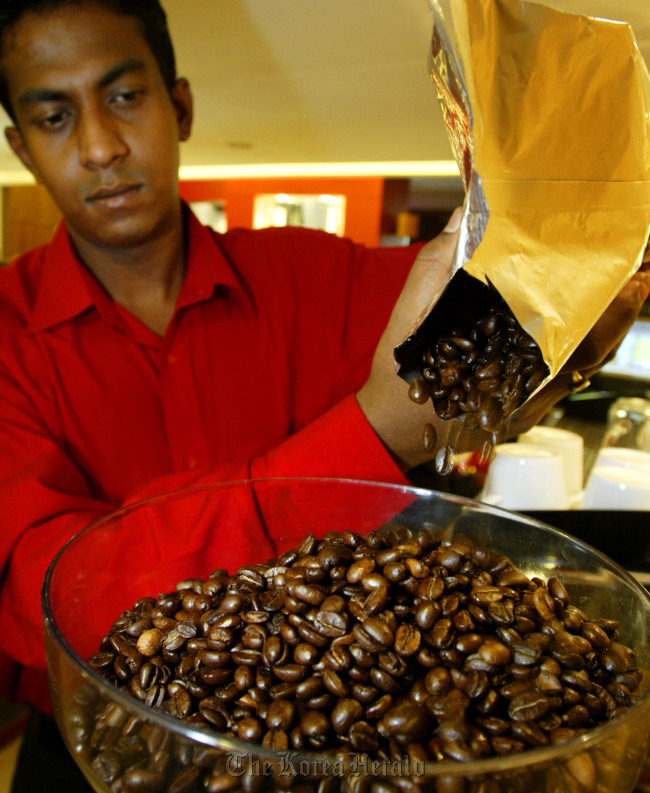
[562,270,650,374]
[386,208,462,344]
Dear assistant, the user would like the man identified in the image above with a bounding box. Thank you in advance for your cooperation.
[0,1,648,790]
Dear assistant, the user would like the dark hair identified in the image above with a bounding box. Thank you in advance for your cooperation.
[0,0,177,122]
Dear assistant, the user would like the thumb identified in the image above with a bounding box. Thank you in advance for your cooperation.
[389,207,462,341]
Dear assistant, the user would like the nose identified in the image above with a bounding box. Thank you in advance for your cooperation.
[76,103,128,169]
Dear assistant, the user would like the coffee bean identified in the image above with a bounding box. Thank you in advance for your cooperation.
[598,642,636,675]
[120,767,166,793]
[408,291,549,456]
[353,618,394,653]
[348,721,380,753]
[477,640,511,666]
[508,690,552,722]
[88,526,641,793]
[394,624,421,657]
[408,379,430,405]
[379,701,430,742]
[266,699,295,730]
[434,446,454,475]
[331,697,364,735]
[322,668,349,697]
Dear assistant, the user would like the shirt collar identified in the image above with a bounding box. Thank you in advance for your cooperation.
[177,204,241,308]
[28,223,94,333]
[28,203,241,334]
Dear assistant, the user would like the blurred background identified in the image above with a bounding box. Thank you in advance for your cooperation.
[0,0,647,259]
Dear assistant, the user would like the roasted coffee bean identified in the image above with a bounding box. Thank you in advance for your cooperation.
[322,643,352,673]
[477,640,511,667]
[364,586,389,616]
[353,618,394,652]
[508,690,552,721]
[89,651,116,670]
[415,600,442,630]
[287,582,326,606]
[408,292,549,455]
[89,526,641,789]
[408,379,430,405]
[510,720,549,747]
[394,624,421,657]
[296,675,324,700]
[378,651,408,678]
[91,748,122,784]
[300,709,330,742]
[120,767,166,792]
[423,423,438,452]
[293,642,320,666]
[273,663,307,683]
[598,642,636,675]
[262,635,286,666]
[231,648,262,667]
[379,700,431,742]
[331,697,364,735]
[266,699,295,730]
[434,446,454,475]
[425,666,452,697]
[430,618,455,649]
[370,667,402,695]
[322,668,349,697]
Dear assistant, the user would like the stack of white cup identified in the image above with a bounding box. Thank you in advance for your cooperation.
[582,447,650,510]
[480,439,573,511]
[519,425,585,506]
[480,426,585,512]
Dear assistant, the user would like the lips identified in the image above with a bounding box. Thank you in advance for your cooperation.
[87,182,141,203]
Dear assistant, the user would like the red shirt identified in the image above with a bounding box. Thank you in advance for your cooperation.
[0,207,417,712]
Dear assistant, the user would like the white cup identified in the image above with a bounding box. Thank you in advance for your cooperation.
[481,443,570,511]
[592,446,650,473]
[582,465,650,510]
[518,425,584,499]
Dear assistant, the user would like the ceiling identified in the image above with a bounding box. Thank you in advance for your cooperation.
[0,0,648,184]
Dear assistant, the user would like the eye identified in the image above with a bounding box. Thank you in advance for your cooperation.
[110,88,144,106]
[35,108,72,131]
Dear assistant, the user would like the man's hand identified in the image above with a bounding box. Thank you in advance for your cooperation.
[510,256,650,435]
[356,209,467,471]
[358,214,650,471]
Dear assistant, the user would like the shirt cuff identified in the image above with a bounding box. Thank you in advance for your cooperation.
[250,394,409,486]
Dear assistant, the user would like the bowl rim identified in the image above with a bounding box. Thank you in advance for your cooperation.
[41,475,650,778]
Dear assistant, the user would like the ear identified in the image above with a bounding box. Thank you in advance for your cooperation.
[5,126,40,180]
[171,78,193,142]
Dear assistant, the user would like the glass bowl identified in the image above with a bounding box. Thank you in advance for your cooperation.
[42,477,650,793]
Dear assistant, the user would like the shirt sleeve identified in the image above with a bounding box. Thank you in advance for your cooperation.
[0,380,406,709]
[0,235,419,714]
[0,363,117,705]
[125,391,409,517]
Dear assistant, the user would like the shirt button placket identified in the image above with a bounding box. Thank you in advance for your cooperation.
[160,337,207,472]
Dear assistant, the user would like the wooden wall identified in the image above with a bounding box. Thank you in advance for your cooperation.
[2,184,61,262]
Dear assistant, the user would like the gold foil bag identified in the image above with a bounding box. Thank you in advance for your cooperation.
[395,0,650,402]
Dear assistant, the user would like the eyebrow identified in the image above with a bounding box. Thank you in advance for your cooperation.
[16,57,146,107]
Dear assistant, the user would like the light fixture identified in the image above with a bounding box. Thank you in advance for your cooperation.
[179,160,460,180]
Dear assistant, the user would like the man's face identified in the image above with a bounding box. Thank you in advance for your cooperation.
[1,3,192,252]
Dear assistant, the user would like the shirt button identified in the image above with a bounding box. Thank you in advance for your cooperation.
[186,457,197,469]
[166,354,178,365]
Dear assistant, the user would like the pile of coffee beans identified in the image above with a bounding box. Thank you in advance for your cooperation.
[89,524,640,777]
[408,291,549,440]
